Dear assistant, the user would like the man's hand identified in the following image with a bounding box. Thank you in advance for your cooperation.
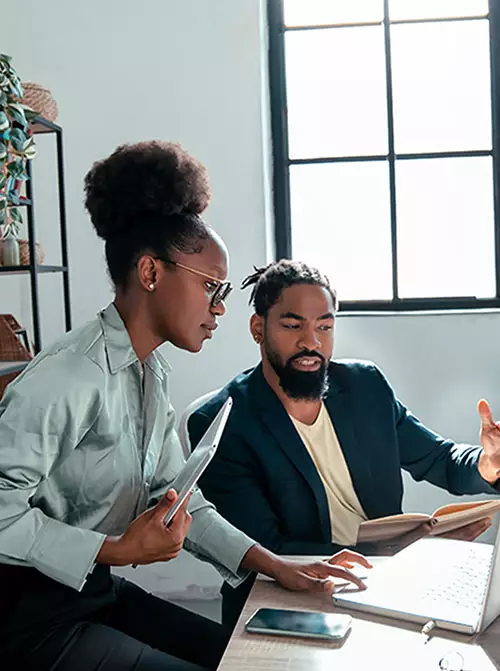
[241,546,372,595]
[478,399,500,484]
[439,517,492,542]
[97,489,192,566]
[372,517,493,556]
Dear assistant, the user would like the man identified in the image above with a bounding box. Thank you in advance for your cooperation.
[188,260,500,626]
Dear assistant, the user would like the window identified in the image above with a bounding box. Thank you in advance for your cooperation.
[268,0,500,310]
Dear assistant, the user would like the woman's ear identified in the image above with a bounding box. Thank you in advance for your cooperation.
[136,255,159,292]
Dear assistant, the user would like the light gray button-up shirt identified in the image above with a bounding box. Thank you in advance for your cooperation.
[0,303,255,591]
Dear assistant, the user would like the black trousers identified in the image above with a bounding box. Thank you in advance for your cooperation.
[0,564,231,671]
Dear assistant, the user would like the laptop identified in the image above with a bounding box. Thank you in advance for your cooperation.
[333,521,500,635]
[162,396,233,526]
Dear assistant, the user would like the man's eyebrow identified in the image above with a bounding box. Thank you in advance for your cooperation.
[279,312,305,320]
[318,312,335,320]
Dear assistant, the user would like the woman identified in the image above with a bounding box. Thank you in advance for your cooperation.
[0,141,370,671]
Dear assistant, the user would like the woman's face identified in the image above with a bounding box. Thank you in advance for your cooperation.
[150,232,230,352]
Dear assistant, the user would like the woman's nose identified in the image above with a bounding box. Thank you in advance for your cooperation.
[211,300,226,317]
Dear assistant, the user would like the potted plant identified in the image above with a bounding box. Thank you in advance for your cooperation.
[0,53,37,265]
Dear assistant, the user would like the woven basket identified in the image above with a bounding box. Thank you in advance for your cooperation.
[22,82,59,123]
[0,314,33,398]
[0,239,45,265]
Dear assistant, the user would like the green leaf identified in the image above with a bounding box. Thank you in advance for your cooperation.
[22,105,37,122]
[0,174,6,190]
[7,103,27,127]
[0,111,8,131]
[0,199,6,210]
[6,189,20,205]
[6,160,22,177]
[0,209,5,226]
[0,141,7,160]
[23,145,37,160]
[10,206,22,223]
[10,127,26,151]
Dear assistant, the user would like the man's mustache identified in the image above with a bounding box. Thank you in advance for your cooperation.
[287,350,326,365]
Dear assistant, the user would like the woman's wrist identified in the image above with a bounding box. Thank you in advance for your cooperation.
[96,535,133,566]
[240,544,285,580]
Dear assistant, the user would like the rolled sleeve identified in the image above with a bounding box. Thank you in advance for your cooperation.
[151,405,256,586]
[0,353,104,590]
[184,490,256,587]
[27,516,106,591]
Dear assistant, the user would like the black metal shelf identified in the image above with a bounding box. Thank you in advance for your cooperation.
[0,264,67,275]
[31,115,62,135]
[0,115,71,354]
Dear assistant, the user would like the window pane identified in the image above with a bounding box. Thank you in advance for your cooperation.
[396,157,495,299]
[284,0,383,27]
[391,21,492,153]
[286,27,388,159]
[290,162,392,301]
[389,0,488,21]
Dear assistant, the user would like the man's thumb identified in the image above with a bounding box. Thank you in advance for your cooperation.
[478,399,495,427]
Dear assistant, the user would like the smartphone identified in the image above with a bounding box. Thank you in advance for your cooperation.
[244,608,352,641]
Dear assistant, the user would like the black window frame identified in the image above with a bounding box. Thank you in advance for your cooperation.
[268,0,500,312]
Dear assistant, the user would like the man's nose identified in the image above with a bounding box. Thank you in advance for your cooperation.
[298,329,320,351]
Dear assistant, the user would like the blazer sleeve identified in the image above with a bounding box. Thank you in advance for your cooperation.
[373,367,498,496]
[189,409,354,557]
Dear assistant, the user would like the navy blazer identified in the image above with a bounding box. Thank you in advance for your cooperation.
[189,360,495,556]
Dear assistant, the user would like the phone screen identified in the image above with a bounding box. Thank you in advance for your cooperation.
[245,608,352,640]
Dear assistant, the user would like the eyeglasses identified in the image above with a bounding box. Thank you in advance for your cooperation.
[438,651,464,671]
[156,257,233,307]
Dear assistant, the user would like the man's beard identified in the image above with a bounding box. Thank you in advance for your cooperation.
[265,343,329,401]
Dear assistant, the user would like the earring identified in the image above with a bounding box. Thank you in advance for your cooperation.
[148,283,155,290]
[254,336,261,344]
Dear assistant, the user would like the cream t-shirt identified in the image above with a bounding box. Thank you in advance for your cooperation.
[290,403,367,546]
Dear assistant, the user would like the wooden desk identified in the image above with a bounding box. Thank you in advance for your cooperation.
[219,570,500,671]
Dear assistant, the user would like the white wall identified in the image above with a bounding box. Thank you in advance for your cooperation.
[2,0,500,606]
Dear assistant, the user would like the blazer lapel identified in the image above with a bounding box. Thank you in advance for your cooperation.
[249,366,332,540]
[324,365,378,520]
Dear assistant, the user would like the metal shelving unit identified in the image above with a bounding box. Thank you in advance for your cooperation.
[1,115,72,355]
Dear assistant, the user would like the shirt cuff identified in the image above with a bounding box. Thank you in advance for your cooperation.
[185,508,256,588]
[27,516,106,591]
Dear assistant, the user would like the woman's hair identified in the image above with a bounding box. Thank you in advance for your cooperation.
[241,259,338,317]
[84,141,212,287]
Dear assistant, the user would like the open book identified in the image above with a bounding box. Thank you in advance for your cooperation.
[357,499,500,544]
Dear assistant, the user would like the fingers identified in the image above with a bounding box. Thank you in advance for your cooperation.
[478,399,495,429]
[444,517,492,541]
[165,494,192,532]
[329,550,373,569]
[156,488,178,510]
[316,563,367,590]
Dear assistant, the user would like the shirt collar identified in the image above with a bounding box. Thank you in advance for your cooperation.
[98,303,172,377]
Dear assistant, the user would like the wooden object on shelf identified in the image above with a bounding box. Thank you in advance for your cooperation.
[0,314,33,398]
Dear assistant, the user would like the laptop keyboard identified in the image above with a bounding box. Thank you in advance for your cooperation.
[419,544,492,610]
[336,538,494,628]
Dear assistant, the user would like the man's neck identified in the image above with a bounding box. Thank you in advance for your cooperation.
[261,358,322,426]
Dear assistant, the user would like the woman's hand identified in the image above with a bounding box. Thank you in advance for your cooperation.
[241,546,372,595]
[97,489,192,566]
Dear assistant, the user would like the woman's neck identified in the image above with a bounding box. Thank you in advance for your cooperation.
[113,293,163,363]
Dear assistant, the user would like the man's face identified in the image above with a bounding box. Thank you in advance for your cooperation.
[257,283,335,400]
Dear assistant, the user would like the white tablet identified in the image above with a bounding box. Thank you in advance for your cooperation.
[163,396,233,526]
